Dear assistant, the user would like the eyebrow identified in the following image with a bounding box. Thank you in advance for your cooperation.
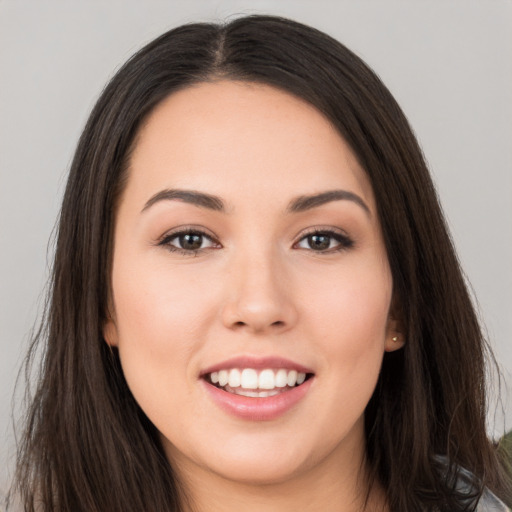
[287,190,371,216]
[141,188,370,216]
[142,189,225,212]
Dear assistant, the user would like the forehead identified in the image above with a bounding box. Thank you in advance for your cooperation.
[126,80,375,210]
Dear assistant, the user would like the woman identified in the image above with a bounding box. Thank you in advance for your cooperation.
[9,14,511,512]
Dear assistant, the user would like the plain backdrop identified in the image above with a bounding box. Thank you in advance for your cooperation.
[1,0,511,495]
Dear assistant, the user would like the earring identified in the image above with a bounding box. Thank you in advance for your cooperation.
[392,336,399,342]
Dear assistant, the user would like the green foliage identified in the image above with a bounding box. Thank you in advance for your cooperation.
[500,430,512,473]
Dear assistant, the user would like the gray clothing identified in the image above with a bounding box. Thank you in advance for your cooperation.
[434,456,509,511]
[476,488,509,511]
[456,463,509,511]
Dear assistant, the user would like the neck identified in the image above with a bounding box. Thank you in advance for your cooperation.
[171,431,388,512]
[181,466,387,512]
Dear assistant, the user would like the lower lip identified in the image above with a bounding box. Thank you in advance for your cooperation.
[202,378,313,421]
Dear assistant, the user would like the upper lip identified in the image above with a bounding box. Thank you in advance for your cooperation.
[200,355,314,377]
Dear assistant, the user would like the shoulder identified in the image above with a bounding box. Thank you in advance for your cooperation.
[434,456,509,511]
[476,488,509,511]
[456,466,509,511]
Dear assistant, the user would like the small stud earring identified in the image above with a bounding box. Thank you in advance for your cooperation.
[392,336,399,342]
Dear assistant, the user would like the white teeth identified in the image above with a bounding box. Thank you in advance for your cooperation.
[287,370,298,387]
[218,370,229,387]
[275,369,288,387]
[233,388,281,398]
[258,369,275,389]
[239,389,259,397]
[240,369,258,389]
[208,367,310,392]
[228,368,241,387]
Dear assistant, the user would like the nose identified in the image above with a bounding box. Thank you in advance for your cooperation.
[221,249,298,334]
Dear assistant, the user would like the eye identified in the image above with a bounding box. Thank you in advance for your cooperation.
[295,230,353,253]
[158,229,219,255]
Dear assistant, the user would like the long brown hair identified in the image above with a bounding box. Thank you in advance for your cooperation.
[9,15,511,511]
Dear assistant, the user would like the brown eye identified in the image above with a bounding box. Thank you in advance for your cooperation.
[178,233,204,251]
[296,230,354,253]
[159,229,219,254]
[307,234,331,251]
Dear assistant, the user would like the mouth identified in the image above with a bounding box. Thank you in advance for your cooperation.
[204,368,314,397]
[200,356,315,420]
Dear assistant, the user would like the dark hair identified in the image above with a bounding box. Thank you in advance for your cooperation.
[10,14,511,511]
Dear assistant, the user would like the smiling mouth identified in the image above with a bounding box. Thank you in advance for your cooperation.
[204,368,314,397]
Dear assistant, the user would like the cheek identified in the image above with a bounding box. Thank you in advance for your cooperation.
[302,259,391,394]
[303,258,392,345]
[109,257,219,412]
[113,254,218,344]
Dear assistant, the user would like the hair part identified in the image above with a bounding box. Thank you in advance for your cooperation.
[10,15,511,511]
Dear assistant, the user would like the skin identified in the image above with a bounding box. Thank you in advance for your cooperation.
[104,80,404,512]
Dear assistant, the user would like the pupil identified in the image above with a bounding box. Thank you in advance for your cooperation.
[309,234,330,250]
[180,233,202,250]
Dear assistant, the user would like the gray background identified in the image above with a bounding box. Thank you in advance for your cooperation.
[1,0,511,495]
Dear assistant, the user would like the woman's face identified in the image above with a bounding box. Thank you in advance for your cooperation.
[104,81,402,487]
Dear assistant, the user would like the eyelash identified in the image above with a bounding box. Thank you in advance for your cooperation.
[294,228,354,253]
[157,227,220,257]
[157,227,354,256]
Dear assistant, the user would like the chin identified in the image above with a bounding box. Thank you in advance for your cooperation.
[209,454,311,486]
[164,432,317,487]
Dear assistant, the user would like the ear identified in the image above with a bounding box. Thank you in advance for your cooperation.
[103,317,119,347]
[384,323,405,352]
[384,299,405,352]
